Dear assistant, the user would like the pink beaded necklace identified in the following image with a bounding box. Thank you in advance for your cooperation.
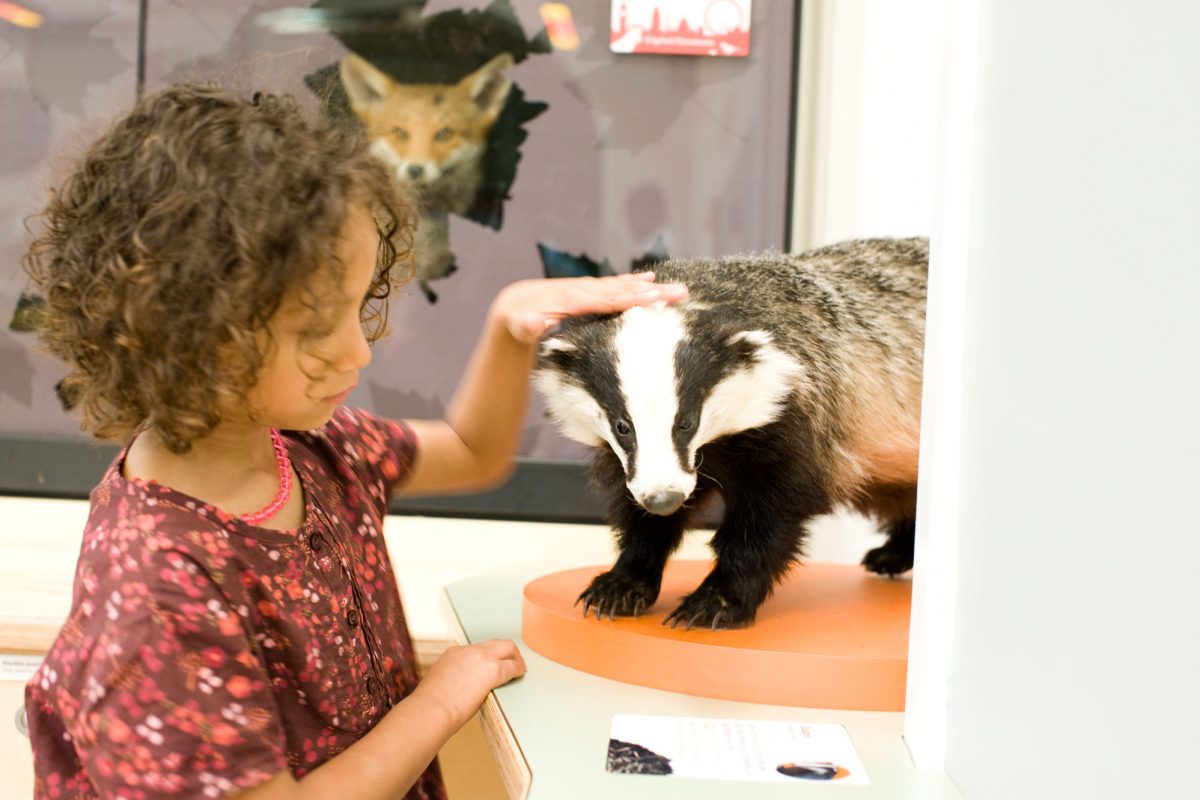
[239,429,293,525]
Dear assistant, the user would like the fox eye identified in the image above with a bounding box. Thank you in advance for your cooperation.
[393,128,409,141]
[614,420,632,438]
[433,127,454,141]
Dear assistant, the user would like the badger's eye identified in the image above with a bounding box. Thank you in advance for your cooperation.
[614,420,632,437]
[434,127,454,141]
[677,418,694,432]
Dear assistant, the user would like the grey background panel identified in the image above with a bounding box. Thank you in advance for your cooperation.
[0,0,799,513]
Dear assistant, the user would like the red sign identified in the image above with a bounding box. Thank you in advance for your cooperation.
[611,0,752,58]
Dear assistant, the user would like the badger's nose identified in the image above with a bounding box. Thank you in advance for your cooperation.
[641,490,686,516]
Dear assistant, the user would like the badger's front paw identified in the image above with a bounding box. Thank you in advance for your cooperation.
[862,543,914,577]
[664,585,756,631]
[577,571,659,620]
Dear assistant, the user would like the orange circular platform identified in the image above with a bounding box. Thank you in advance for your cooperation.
[521,561,911,711]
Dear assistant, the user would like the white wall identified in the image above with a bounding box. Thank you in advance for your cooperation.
[942,1,1200,798]
[792,0,941,250]
[903,0,977,771]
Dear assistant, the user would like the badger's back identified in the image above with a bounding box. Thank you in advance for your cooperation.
[648,238,927,364]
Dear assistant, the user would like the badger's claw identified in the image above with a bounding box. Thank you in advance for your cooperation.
[576,570,659,621]
[664,586,755,631]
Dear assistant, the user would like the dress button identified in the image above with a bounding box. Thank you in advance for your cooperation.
[308,533,324,552]
[346,609,360,628]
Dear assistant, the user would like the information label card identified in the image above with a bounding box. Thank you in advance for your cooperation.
[607,714,869,785]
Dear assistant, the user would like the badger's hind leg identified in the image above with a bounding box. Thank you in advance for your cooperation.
[862,517,916,577]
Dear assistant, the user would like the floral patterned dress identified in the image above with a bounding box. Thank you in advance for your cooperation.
[25,407,446,800]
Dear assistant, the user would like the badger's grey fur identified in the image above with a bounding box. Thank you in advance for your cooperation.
[534,237,928,629]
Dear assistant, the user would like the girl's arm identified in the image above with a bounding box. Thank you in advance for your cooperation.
[398,273,687,495]
[231,638,525,800]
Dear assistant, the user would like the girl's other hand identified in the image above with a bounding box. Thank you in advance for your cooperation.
[495,273,689,344]
[412,639,526,730]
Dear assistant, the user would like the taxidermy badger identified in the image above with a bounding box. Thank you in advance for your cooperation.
[534,238,928,630]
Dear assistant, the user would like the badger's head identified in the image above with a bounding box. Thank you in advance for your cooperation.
[533,302,804,516]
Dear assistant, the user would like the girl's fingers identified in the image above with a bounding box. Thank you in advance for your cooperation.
[499,655,526,683]
[480,638,520,655]
[568,283,687,317]
[506,279,687,342]
[615,284,687,306]
[508,312,549,343]
[590,281,686,305]
[483,639,527,668]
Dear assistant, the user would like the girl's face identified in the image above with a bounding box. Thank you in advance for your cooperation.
[249,205,379,431]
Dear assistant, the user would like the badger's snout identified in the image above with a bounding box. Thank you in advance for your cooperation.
[637,488,687,516]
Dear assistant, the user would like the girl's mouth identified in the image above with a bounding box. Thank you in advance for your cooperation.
[322,386,355,405]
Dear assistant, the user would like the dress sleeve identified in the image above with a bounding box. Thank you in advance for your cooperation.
[69,547,287,798]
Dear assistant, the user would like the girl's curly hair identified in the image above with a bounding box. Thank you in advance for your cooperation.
[23,83,415,453]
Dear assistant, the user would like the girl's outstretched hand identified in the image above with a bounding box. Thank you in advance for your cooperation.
[494,273,689,344]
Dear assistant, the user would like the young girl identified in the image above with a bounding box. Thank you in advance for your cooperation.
[22,84,686,800]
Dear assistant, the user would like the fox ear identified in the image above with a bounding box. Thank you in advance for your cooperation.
[459,52,514,124]
[339,54,394,112]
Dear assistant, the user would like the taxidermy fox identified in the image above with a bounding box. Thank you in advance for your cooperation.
[534,238,928,630]
[340,52,515,300]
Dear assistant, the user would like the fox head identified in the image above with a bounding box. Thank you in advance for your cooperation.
[339,53,514,193]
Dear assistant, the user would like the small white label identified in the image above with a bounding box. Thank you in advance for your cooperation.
[0,653,43,682]
[607,714,870,785]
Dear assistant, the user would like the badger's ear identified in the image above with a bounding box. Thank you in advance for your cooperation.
[725,329,774,363]
[540,338,575,355]
[536,337,578,370]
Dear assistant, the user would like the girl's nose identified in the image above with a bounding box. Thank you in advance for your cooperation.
[334,321,372,372]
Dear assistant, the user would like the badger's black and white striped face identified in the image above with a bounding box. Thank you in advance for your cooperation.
[534,303,803,516]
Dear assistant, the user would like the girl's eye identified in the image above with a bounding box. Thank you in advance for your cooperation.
[614,420,631,437]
